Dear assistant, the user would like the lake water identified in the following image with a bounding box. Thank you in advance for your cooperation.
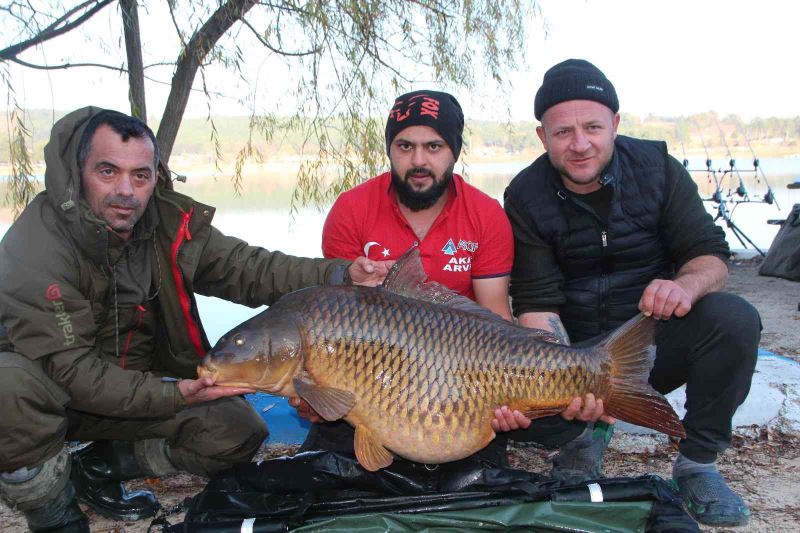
[2,156,799,344]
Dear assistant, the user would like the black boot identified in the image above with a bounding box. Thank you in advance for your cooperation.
[70,440,160,521]
[0,448,90,532]
[25,482,90,533]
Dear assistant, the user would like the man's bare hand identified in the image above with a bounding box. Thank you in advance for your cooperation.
[349,257,395,287]
[560,394,616,424]
[288,396,324,423]
[491,406,532,433]
[178,377,255,405]
[638,278,692,320]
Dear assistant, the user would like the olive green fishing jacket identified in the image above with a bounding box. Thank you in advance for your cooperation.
[0,106,347,420]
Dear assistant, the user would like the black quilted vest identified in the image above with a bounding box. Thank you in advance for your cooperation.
[511,135,674,342]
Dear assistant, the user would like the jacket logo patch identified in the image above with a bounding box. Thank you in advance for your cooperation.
[46,283,75,346]
[441,238,457,256]
[45,283,62,301]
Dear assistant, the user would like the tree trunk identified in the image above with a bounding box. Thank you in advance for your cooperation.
[156,0,257,162]
[120,0,146,121]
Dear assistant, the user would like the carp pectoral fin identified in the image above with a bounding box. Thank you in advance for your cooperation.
[520,407,565,420]
[354,425,393,472]
[292,377,355,421]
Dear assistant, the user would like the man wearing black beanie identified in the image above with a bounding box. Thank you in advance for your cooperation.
[291,90,529,466]
[501,59,759,528]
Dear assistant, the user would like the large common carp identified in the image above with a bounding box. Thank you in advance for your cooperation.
[198,248,685,471]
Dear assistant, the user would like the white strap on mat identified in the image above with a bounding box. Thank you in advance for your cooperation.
[587,482,604,503]
[241,517,256,533]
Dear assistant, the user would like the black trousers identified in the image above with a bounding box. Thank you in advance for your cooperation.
[649,292,760,462]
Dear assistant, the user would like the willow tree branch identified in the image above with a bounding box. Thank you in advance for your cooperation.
[7,56,125,71]
[0,0,114,61]
[241,19,319,56]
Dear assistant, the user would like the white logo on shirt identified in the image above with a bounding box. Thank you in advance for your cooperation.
[442,256,472,272]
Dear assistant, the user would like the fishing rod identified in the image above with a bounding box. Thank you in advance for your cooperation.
[740,127,780,209]
[688,122,766,256]
[714,117,749,202]
[689,126,722,203]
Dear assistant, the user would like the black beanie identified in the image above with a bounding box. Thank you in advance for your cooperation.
[385,90,464,159]
[534,59,619,120]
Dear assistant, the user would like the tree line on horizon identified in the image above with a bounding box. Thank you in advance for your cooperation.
[1,109,798,165]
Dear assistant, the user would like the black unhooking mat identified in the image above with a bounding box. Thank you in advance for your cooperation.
[163,451,698,533]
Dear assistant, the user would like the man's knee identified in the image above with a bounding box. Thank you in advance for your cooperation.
[173,396,268,462]
[693,292,761,345]
[693,293,761,373]
[0,352,69,471]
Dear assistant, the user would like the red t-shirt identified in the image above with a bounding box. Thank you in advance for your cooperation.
[322,172,513,300]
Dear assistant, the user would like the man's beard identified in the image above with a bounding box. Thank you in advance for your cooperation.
[391,164,454,212]
[102,193,144,232]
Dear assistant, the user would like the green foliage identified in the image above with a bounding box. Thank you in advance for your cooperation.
[1,0,535,214]
[1,63,37,216]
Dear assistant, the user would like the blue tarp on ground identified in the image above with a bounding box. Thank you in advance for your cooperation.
[247,394,311,445]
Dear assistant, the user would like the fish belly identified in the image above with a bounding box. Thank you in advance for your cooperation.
[346,402,496,464]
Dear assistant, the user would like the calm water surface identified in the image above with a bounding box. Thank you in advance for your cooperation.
[2,157,799,343]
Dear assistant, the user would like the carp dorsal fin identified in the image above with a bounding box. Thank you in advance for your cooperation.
[382,246,506,321]
[292,376,355,421]
[354,425,394,471]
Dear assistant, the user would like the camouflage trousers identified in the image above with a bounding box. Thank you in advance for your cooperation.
[0,351,267,476]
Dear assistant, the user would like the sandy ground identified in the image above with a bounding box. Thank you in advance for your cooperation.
[2,259,798,532]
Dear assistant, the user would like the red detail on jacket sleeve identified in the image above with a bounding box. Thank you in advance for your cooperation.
[170,208,205,357]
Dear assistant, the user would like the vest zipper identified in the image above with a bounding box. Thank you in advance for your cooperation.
[601,230,608,247]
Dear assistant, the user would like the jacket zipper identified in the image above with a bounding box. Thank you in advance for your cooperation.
[568,194,612,329]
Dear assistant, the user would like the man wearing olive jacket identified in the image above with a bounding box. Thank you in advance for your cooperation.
[0,107,389,532]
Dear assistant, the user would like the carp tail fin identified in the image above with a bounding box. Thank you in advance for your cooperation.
[600,314,686,439]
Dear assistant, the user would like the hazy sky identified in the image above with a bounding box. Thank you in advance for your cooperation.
[505,0,799,121]
[2,0,797,121]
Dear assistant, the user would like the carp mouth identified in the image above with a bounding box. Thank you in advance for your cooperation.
[196,355,301,394]
[196,364,219,383]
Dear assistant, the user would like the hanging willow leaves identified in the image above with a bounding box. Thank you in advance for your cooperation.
[1,0,537,215]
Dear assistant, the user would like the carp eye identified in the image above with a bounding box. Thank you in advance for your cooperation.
[233,335,246,347]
